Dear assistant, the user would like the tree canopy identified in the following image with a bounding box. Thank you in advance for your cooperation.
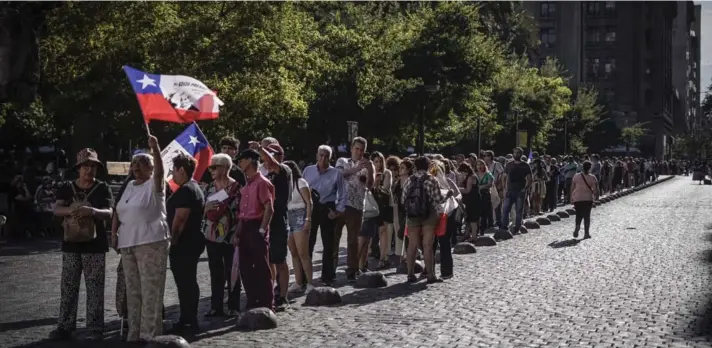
[0,1,610,160]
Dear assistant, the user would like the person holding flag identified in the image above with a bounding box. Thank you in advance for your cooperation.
[112,132,170,343]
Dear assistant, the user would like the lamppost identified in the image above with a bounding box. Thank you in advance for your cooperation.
[418,84,440,155]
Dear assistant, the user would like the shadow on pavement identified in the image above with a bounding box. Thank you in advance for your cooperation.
[547,239,580,249]
[0,239,62,256]
[338,281,427,307]
[692,232,712,338]
[0,317,57,333]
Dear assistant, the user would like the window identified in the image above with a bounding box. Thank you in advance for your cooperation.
[587,2,601,16]
[587,57,600,79]
[604,89,615,104]
[604,1,616,15]
[605,28,616,43]
[540,2,556,17]
[604,58,616,78]
[540,28,557,47]
[587,28,601,45]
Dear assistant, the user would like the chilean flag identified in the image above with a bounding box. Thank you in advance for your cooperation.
[161,123,214,192]
[123,66,223,124]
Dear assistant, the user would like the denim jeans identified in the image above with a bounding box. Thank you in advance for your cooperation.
[501,190,526,231]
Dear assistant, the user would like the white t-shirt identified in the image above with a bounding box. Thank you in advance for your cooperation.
[287,178,309,211]
[116,178,169,249]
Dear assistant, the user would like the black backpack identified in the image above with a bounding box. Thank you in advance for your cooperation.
[404,174,429,218]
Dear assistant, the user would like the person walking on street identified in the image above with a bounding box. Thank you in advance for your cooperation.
[570,161,598,239]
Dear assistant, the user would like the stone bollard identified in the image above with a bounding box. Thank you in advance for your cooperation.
[453,242,477,254]
[524,220,540,229]
[494,229,514,240]
[512,225,528,234]
[146,336,191,348]
[355,272,388,288]
[304,287,342,306]
[565,208,576,215]
[535,217,551,226]
[396,260,424,274]
[556,211,569,218]
[547,214,561,222]
[237,308,278,331]
[474,235,497,246]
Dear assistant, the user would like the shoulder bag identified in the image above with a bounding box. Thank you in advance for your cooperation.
[63,183,100,242]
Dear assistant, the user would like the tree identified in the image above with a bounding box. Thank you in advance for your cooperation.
[620,122,648,155]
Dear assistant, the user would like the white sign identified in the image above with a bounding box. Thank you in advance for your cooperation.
[160,140,192,182]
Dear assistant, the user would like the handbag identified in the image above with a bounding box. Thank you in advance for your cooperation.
[489,185,500,208]
[364,190,380,219]
[434,213,448,237]
[62,183,100,242]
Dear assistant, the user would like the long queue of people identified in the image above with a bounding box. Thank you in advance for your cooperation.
[44,134,688,343]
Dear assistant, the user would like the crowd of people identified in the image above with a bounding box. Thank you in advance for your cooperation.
[0,135,695,343]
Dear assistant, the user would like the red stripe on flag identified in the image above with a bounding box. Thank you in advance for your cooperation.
[136,94,219,124]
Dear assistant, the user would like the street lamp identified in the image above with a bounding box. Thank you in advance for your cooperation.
[418,84,439,155]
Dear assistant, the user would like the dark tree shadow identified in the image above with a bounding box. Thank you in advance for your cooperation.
[547,239,580,249]
[0,317,57,333]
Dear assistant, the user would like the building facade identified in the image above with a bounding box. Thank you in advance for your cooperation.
[525,1,695,160]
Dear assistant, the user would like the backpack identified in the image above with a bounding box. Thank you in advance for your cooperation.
[404,174,430,218]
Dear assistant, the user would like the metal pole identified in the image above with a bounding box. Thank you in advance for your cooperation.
[515,111,520,147]
[564,117,568,154]
[418,103,425,155]
[477,117,482,154]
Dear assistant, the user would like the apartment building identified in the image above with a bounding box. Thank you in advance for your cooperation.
[524,1,697,160]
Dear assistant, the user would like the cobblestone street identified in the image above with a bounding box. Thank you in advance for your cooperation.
[2,176,712,347]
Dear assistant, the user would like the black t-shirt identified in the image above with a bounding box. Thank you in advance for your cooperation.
[505,161,532,192]
[267,163,292,230]
[166,180,205,244]
[547,165,560,184]
[57,180,114,253]
[200,163,246,187]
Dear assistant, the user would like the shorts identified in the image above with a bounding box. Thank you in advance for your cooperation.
[359,217,379,238]
[287,208,307,236]
[406,212,438,229]
[269,215,289,264]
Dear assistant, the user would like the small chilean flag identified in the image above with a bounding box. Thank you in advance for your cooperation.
[161,123,214,192]
[123,66,223,124]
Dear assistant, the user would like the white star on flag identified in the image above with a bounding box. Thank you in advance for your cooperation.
[188,135,200,147]
[137,74,156,89]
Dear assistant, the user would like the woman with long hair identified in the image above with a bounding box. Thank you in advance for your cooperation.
[282,160,314,293]
[529,158,548,216]
[429,160,461,279]
[370,152,393,269]
[385,156,402,261]
[473,159,494,232]
[570,161,598,239]
[457,162,480,241]
[393,158,413,262]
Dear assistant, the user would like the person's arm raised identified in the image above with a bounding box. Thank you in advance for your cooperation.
[148,135,165,194]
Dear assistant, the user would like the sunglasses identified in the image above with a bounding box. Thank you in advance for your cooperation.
[208,165,223,171]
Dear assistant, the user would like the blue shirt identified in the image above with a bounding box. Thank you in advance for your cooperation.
[302,164,346,212]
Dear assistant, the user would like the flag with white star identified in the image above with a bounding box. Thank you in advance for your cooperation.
[123,65,224,123]
[160,123,214,192]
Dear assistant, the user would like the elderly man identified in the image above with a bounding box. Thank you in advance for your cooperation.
[235,149,275,311]
[302,145,346,284]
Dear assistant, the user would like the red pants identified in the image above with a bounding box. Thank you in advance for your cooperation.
[238,219,274,311]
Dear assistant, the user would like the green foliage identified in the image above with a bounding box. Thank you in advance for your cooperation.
[2,2,606,158]
[620,122,648,153]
